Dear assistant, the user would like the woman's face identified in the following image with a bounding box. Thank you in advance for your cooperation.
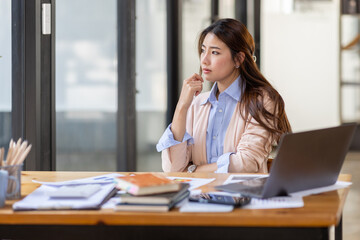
[200,33,239,86]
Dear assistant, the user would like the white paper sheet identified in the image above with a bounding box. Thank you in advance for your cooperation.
[243,196,304,209]
[179,200,234,212]
[13,183,116,210]
[222,175,352,198]
[201,191,304,209]
[32,173,123,186]
[166,176,216,190]
[102,196,121,209]
[290,181,352,197]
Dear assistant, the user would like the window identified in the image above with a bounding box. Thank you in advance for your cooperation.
[55,0,117,171]
[183,0,212,91]
[0,0,12,151]
[136,0,167,171]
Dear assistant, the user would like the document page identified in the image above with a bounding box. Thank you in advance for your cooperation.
[13,183,116,210]
[166,176,215,190]
[194,191,304,210]
[32,173,122,186]
[290,181,352,197]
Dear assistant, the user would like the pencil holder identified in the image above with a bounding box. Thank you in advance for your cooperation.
[0,164,22,200]
[0,170,9,207]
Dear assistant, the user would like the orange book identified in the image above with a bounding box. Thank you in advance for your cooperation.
[115,173,181,196]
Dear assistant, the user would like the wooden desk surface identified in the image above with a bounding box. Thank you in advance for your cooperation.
[0,171,352,228]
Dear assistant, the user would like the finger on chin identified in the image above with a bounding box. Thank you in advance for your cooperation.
[193,73,204,82]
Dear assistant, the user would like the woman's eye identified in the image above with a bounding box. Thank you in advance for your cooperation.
[201,49,205,53]
[212,51,219,55]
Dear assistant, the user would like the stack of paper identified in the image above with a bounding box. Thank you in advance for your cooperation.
[13,173,121,211]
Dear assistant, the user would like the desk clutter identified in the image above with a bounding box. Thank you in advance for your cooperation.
[115,183,190,212]
[11,173,352,212]
[13,173,120,210]
[0,138,32,167]
[113,173,190,212]
[0,138,31,205]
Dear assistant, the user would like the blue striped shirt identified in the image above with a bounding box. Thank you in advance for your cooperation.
[156,76,241,173]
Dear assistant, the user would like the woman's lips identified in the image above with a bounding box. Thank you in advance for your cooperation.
[203,68,211,74]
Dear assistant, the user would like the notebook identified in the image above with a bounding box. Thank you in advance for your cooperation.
[117,183,190,205]
[115,187,190,212]
[215,123,357,198]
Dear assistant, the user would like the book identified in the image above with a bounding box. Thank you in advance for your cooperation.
[115,173,181,196]
[115,188,190,212]
[115,204,170,212]
[118,183,190,205]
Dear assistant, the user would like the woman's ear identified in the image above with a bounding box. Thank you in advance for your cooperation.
[235,52,245,66]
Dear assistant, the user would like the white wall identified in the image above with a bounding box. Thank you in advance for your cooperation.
[261,0,340,132]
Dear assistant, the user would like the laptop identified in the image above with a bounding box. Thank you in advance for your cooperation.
[215,123,357,198]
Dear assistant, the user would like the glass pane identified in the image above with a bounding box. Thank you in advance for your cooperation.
[136,0,166,171]
[219,0,235,19]
[342,86,360,122]
[0,0,12,152]
[341,15,360,123]
[183,0,211,91]
[341,15,360,83]
[56,0,117,171]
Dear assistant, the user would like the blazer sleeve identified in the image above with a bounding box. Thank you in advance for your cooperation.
[228,96,275,173]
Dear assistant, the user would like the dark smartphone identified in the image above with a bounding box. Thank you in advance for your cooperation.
[189,193,251,207]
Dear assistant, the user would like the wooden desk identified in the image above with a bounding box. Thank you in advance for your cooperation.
[0,171,352,240]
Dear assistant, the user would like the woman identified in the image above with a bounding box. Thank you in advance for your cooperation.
[156,18,291,173]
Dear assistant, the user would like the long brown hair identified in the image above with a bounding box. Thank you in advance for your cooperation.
[198,18,291,142]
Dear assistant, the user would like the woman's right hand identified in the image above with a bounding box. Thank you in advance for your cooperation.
[171,73,203,142]
[177,73,204,110]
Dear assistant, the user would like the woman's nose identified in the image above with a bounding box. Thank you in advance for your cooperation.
[201,52,209,65]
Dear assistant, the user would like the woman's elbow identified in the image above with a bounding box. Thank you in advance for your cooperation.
[229,154,260,173]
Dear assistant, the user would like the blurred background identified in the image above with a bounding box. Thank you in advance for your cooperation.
[0,0,359,169]
[0,0,359,238]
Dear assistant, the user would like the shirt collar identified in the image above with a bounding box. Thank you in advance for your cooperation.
[201,76,242,105]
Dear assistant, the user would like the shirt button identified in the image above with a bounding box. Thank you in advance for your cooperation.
[213,136,216,140]
[218,109,223,113]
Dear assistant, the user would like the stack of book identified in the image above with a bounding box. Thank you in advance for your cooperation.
[114,173,189,212]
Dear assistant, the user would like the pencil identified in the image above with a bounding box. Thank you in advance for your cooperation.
[0,147,4,167]
[11,141,28,166]
[16,138,22,148]
[10,138,22,165]
[6,143,14,166]
[15,144,32,165]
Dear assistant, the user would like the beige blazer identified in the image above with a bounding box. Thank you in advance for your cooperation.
[161,91,274,173]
